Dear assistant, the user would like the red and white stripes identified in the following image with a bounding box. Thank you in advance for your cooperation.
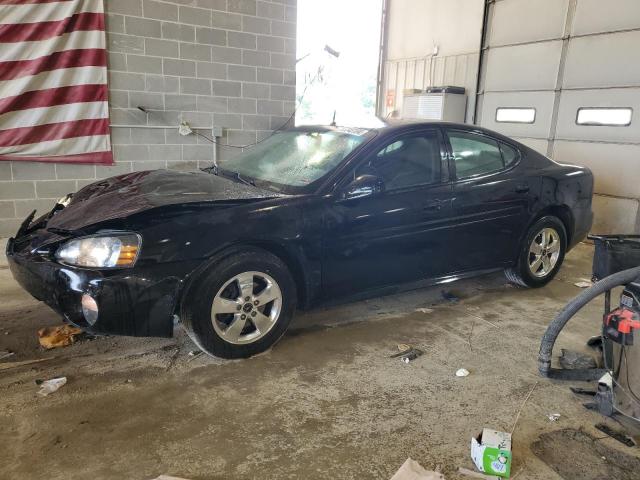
[0,0,112,164]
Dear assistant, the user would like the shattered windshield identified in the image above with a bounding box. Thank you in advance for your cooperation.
[217,129,371,192]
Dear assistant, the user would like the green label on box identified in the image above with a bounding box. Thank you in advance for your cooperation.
[482,447,512,478]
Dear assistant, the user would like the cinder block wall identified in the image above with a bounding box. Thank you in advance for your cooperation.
[0,0,297,237]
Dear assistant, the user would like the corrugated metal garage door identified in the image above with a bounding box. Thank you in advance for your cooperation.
[476,0,640,234]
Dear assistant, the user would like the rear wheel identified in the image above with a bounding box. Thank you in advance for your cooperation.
[505,216,567,288]
[182,249,296,358]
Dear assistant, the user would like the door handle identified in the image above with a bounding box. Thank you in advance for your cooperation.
[515,184,530,194]
[424,199,443,211]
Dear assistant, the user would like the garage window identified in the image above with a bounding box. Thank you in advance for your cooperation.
[495,108,536,124]
[576,107,632,126]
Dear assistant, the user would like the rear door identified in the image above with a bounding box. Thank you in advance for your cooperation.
[444,129,538,271]
[322,128,455,298]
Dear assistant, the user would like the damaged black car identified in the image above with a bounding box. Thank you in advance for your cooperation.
[6,122,593,358]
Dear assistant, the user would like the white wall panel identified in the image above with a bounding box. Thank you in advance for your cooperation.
[481,91,555,139]
[591,195,639,234]
[483,41,562,92]
[489,0,567,47]
[555,88,640,143]
[554,141,640,198]
[572,0,640,36]
[386,0,483,59]
[476,0,640,233]
[563,31,640,89]
[512,137,549,155]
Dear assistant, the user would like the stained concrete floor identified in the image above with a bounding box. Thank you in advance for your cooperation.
[1,242,638,479]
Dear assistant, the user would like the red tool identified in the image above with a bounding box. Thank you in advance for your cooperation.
[604,307,640,344]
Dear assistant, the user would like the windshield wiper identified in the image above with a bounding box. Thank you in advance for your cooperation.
[214,168,256,187]
[224,170,255,187]
[200,164,219,175]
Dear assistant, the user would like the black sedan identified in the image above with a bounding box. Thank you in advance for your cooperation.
[6,122,593,358]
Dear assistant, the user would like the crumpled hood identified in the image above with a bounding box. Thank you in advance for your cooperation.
[46,169,281,230]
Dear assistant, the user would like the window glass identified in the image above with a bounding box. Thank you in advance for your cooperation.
[448,131,504,179]
[358,132,441,190]
[496,108,536,123]
[218,130,368,189]
[576,108,632,126]
[499,142,519,166]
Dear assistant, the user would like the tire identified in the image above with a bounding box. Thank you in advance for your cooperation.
[181,248,297,359]
[505,215,567,288]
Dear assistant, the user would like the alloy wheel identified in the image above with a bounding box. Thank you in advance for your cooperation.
[210,271,283,345]
[528,227,561,278]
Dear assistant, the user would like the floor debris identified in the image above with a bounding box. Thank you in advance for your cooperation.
[37,377,67,396]
[548,413,561,422]
[0,350,14,360]
[37,325,84,349]
[415,307,434,314]
[594,423,637,447]
[390,344,424,363]
[390,458,445,480]
[456,368,470,377]
[471,429,512,478]
[574,278,593,288]
[558,349,597,370]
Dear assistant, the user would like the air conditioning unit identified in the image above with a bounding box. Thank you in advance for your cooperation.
[402,86,467,122]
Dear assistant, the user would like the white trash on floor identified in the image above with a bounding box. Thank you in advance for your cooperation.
[37,377,67,396]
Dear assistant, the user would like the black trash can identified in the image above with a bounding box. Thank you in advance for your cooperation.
[589,235,640,281]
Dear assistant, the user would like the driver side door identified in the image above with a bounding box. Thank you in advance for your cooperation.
[322,129,456,298]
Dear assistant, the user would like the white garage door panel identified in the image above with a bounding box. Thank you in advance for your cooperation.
[572,0,640,36]
[555,89,640,143]
[484,41,562,92]
[512,137,549,155]
[489,0,567,47]
[563,31,640,88]
[554,140,640,198]
[592,195,639,234]
[481,91,555,138]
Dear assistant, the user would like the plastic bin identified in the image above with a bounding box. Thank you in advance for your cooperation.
[588,234,640,280]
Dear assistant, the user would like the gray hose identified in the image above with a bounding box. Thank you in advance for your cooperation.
[539,266,640,380]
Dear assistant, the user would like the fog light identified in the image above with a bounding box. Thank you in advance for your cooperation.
[81,294,99,326]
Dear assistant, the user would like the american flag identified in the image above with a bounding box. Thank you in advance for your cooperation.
[0,0,113,164]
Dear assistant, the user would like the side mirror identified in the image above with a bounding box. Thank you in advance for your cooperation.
[341,174,384,201]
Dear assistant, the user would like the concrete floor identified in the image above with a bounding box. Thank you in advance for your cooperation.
[1,242,638,479]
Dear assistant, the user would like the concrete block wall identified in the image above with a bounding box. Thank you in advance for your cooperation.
[0,0,297,237]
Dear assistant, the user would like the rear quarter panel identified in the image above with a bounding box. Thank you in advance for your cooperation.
[531,149,594,248]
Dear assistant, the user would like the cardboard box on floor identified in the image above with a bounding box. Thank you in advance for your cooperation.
[470,428,512,478]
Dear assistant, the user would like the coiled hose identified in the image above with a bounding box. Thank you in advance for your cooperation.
[538,266,640,380]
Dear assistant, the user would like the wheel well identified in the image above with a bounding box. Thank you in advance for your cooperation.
[534,205,574,246]
[181,241,309,311]
[242,241,309,307]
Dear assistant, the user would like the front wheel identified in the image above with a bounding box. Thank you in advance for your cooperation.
[181,248,296,358]
[505,216,567,288]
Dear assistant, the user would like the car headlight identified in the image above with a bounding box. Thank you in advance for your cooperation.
[55,234,141,268]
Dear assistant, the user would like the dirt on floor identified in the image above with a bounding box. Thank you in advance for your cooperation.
[1,242,639,480]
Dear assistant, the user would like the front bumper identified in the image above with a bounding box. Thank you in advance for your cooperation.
[6,236,200,338]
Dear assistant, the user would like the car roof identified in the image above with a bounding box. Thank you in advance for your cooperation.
[288,120,520,146]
